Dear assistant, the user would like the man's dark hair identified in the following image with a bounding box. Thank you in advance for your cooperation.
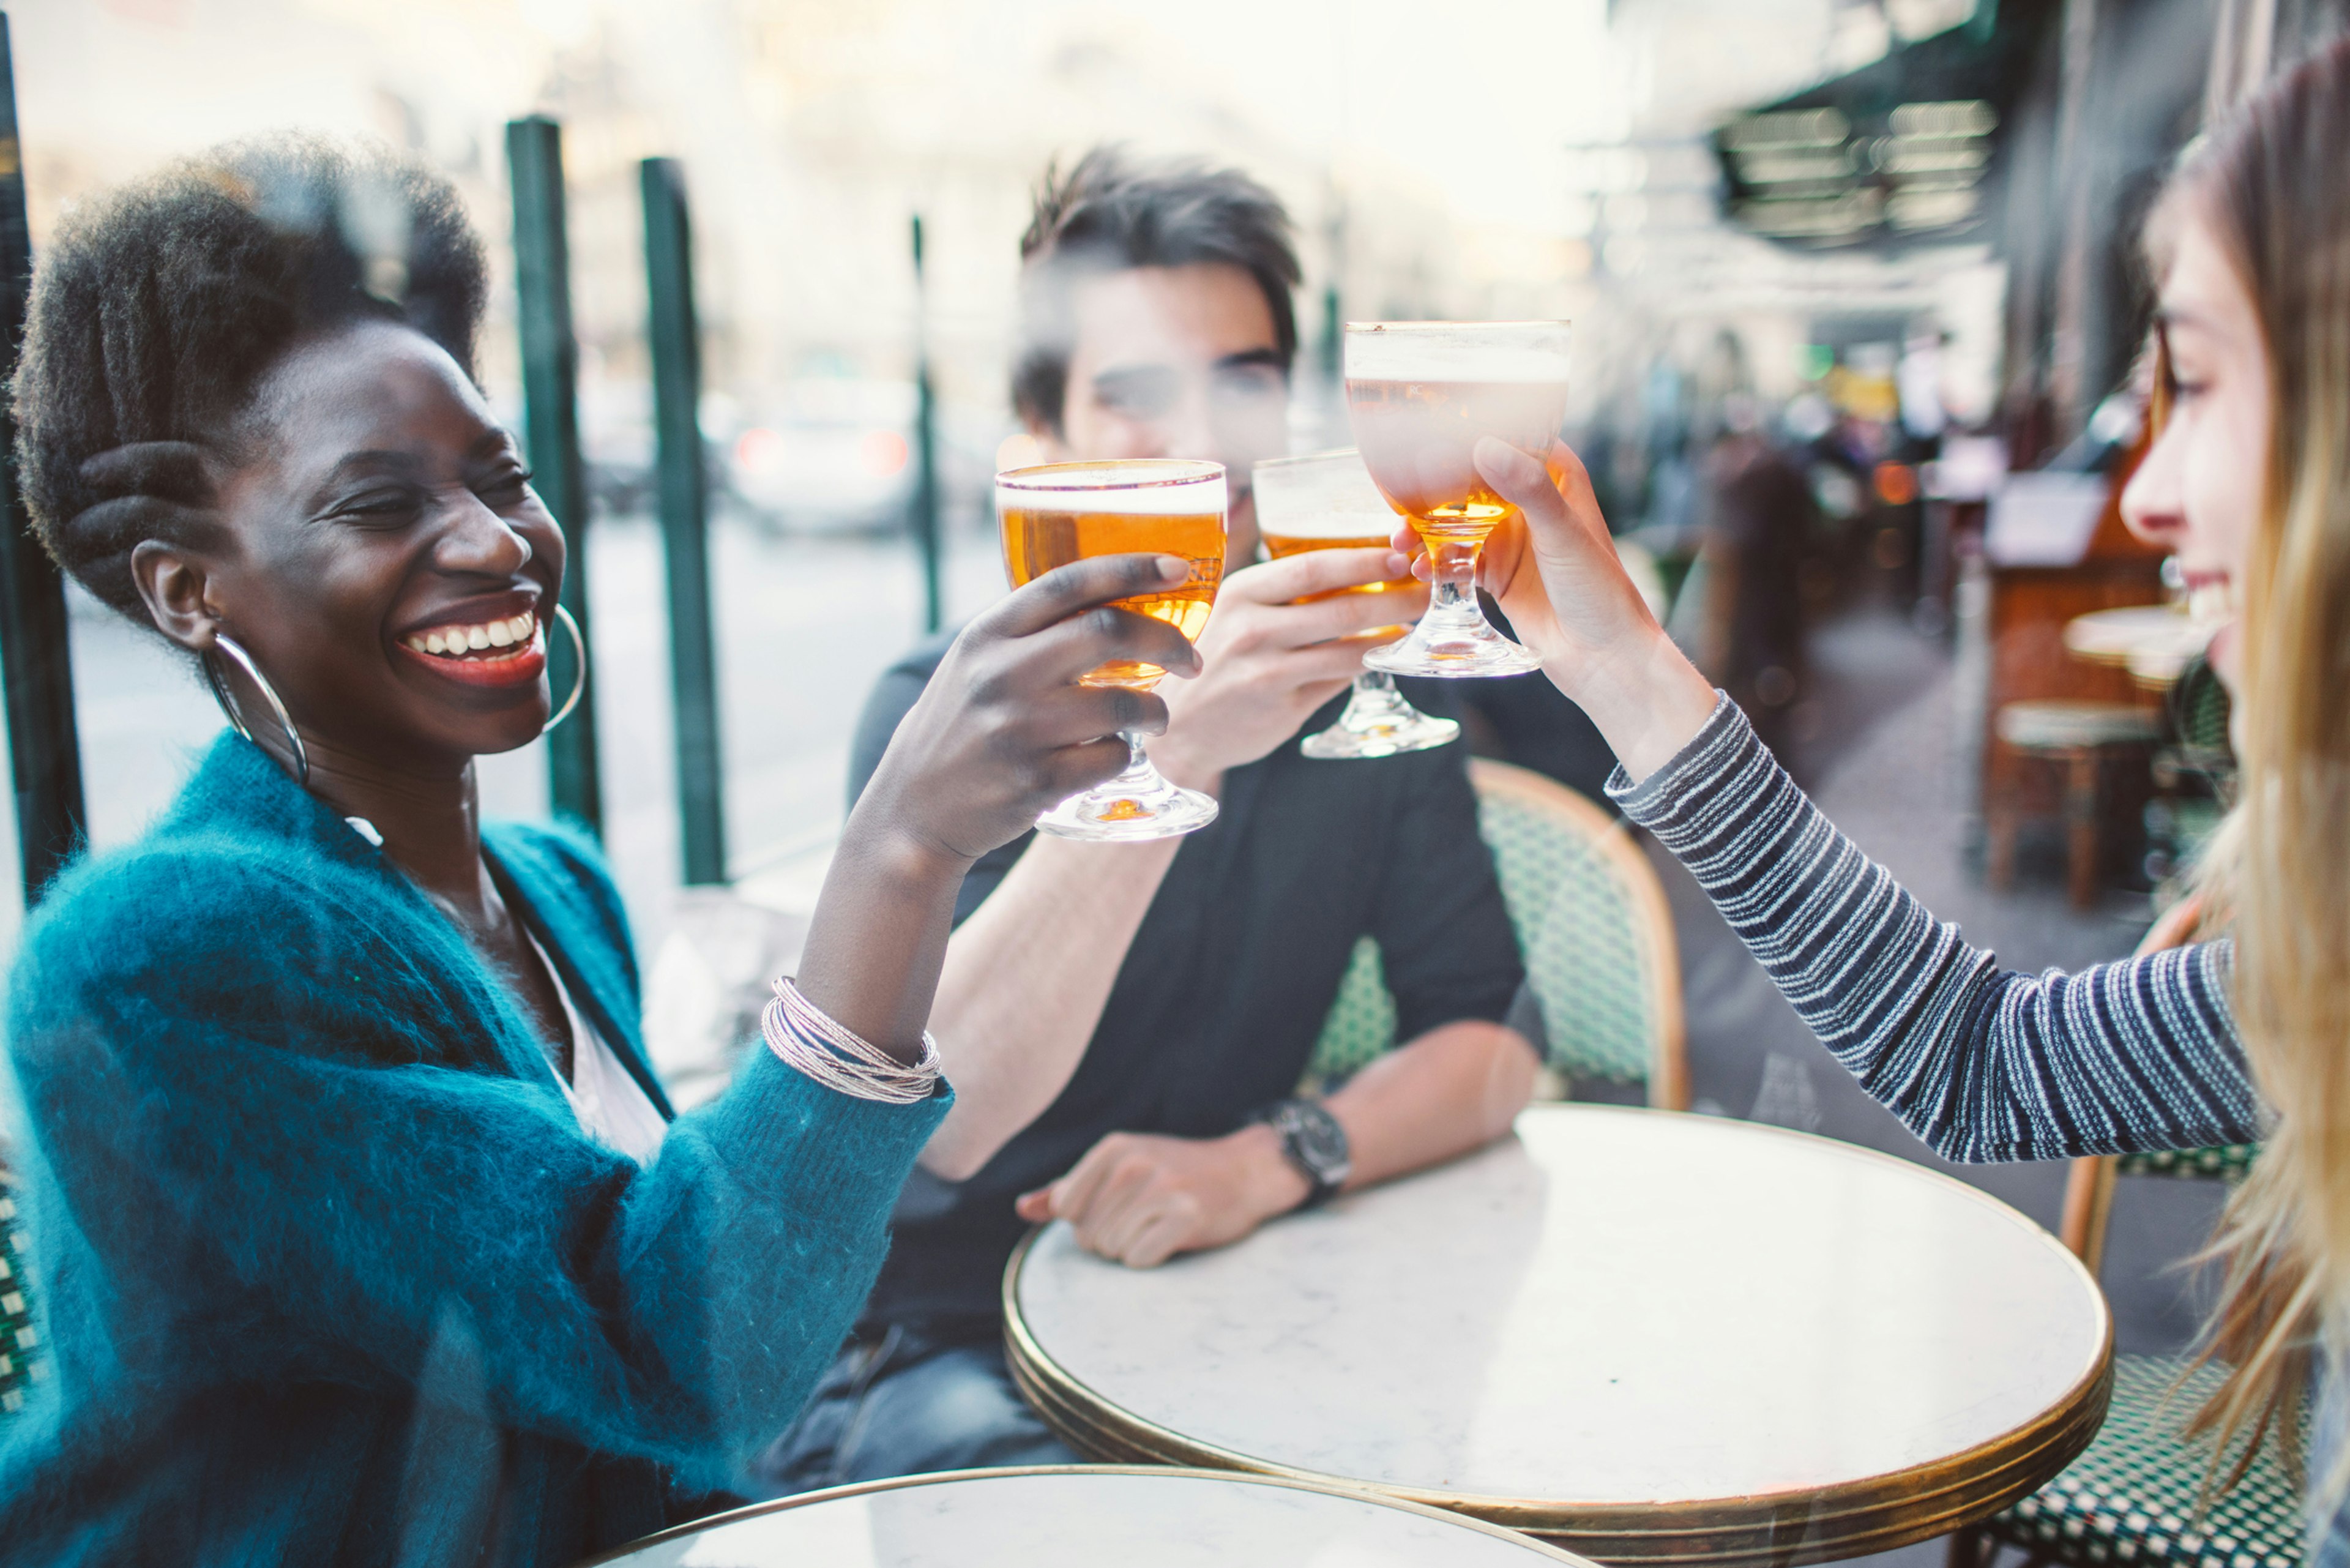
[1012,146,1301,436]
[13,133,488,619]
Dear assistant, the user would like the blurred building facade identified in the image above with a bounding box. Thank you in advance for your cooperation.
[12,0,2042,528]
[8,0,2349,939]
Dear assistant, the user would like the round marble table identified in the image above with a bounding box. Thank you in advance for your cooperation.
[1005,1106,2113,1568]
[2063,604,2214,689]
[579,1466,1599,1566]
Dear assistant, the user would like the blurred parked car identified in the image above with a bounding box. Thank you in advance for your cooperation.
[718,375,918,534]
[582,382,657,520]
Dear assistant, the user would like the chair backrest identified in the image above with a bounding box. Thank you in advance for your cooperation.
[1304,936,1400,1088]
[0,1177,39,1416]
[2168,654,2234,758]
[2062,1144,2257,1279]
[2058,896,2255,1276]
[1302,760,1688,1110]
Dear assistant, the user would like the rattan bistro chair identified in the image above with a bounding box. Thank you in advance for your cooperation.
[1950,908,2303,1568]
[0,1176,41,1417]
[1950,1144,2302,1568]
[1303,760,1688,1111]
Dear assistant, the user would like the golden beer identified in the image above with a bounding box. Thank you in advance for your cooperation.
[1250,447,1463,759]
[994,458,1228,841]
[1259,531,1416,607]
[999,504,1223,688]
[1252,446,1416,605]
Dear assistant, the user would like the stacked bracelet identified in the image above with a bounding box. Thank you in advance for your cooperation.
[760,978,941,1105]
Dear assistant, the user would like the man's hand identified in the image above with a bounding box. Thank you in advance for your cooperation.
[1148,548,1427,791]
[1013,1125,1310,1269]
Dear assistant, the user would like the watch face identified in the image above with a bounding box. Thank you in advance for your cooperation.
[1282,1104,1351,1182]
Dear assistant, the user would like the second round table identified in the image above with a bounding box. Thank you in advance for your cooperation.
[580,1466,1597,1566]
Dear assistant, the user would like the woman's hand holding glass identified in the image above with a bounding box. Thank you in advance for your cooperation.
[856,553,1206,872]
[1390,435,1718,784]
[802,551,1209,1056]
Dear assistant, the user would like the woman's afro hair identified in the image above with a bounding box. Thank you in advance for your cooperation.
[12,132,488,618]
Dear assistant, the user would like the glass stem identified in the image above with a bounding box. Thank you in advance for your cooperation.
[1358,669,1398,696]
[1115,730,1151,778]
[1429,537,1483,619]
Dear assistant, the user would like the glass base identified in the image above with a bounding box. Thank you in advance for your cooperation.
[1361,612,1541,678]
[1301,675,1461,760]
[1037,740,1219,841]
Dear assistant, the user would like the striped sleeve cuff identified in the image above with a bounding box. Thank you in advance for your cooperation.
[1605,691,1756,847]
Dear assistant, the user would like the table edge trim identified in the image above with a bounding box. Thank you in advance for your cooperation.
[568,1463,1603,1566]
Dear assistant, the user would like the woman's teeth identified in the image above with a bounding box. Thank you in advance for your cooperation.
[2187,581,2239,624]
[404,612,538,659]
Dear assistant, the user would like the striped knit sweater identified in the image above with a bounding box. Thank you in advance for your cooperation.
[1608,695,2266,1162]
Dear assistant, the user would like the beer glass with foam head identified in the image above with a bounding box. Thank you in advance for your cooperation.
[1345,321,1572,678]
[997,459,1228,840]
[1253,450,1461,760]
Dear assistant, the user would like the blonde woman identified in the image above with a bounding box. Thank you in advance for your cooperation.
[1403,35,2350,1550]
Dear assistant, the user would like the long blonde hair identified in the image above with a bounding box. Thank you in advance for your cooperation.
[2163,34,2350,1488]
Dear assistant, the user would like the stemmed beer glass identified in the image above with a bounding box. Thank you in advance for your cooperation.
[1253,451,1460,760]
[996,459,1227,840]
[1344,321,1573,678]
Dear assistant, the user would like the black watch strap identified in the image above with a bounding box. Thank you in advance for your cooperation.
[1251,1097,1352,1211]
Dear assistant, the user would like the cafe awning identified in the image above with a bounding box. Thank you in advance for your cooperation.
[1712,1,2054,251]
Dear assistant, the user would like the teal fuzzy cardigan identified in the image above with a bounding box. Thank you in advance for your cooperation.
[0,733,947,1566]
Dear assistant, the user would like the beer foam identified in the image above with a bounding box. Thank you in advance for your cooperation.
[996,460,1226,514]
[1343,321,1573,383]
[1253,450,1402,536]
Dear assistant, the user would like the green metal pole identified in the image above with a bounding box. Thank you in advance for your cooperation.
[910,214,942,635]
[641,158,726,887]
[505,116,602,838]
[1321,283,1342,383]
[0,13,86,903]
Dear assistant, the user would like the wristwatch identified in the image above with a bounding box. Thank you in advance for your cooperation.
[1251,1098,1352,1211]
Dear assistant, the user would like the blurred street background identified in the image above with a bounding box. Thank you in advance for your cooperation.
[0,0,2184,941]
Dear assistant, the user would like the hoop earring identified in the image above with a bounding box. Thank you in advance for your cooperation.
[543,602,588,735]
[202,633,310,787]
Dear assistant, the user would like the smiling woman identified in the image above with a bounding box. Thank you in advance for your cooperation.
[0,134,1214,1566]
[162,321,572,775]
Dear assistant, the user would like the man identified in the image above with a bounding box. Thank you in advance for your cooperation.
[755,147,1536,1492]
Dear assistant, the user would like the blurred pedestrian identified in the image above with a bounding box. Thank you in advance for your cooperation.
[1696,395,1812,756]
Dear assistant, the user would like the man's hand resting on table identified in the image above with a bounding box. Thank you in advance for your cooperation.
[1013,1125,1310,1269]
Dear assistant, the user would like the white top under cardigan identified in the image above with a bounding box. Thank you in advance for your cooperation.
[527,929,669,1165]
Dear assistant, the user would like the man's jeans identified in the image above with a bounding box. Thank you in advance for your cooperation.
[751,1327,1080,1498]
